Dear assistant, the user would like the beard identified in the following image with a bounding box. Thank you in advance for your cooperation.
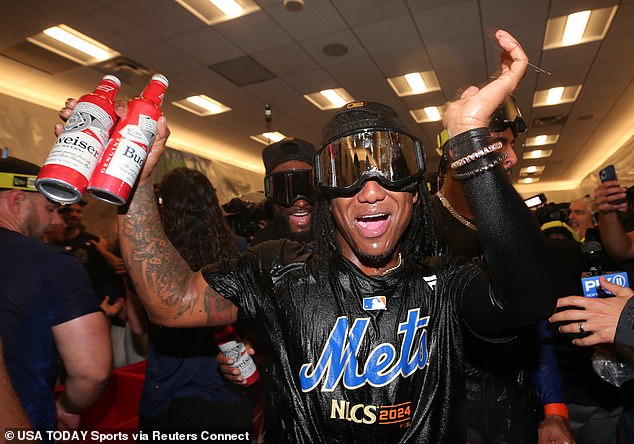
[22,207,45,241]
[352,246,398,269]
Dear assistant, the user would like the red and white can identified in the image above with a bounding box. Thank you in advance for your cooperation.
[35,75,121,204]
[87,74,168,205]
[213,324,260,387]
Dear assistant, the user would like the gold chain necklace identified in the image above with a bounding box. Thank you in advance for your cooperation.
[381,253,402,275]
[437,191,478,231]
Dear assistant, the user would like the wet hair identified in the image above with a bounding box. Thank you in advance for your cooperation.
[158,168,237,271]
[311,179,441,273]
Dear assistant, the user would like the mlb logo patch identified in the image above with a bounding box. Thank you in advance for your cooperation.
[363,296,387,311]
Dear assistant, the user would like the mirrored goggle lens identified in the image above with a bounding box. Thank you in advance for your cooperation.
[489,96,526,136]
[316,130,425,192]
[264,169,316,207]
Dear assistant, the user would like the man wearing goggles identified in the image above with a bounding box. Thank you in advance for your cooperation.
[119,30,556,442]
[432,101,574,443]
[253,138,316,244]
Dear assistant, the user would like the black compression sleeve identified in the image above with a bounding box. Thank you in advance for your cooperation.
[452,128,557,334]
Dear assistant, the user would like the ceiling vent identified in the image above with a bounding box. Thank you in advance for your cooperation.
[209,56,276,86]
[94,57,154,89]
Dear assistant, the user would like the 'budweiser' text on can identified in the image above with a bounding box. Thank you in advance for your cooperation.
[35,75,121,204]
[87,74,168,205]
[213,324,260,387]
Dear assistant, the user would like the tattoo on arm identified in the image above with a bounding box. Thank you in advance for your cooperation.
[120,183,228,323]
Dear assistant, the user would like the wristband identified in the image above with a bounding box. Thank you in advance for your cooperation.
[448,127,492,160]
[544,403,569,419]
[450,141,503,170]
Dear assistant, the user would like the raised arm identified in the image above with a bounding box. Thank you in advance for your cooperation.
[117,117,238,328]
[445,30,556,330]
[595,180,634,260]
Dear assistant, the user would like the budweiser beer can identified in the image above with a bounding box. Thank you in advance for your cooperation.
[87,74,168,205]
[35,75,121,204]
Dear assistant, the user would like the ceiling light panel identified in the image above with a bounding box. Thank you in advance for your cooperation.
[250,132,287,145]
[175,0,260,25]
[172,95,231,117]
[523,149,553,160]
[387,71,441,97]
[520,165,546,176]
[543,6,618,50]
[304,88,354,111]
[518,177,540,184]
[525,134,559,147]
[533,85,582,107]
[26,25,119,65]
[410,105,446,123]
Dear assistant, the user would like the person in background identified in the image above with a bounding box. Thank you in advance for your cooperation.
[434,98,573,444]
[125,167,253,435]
[0,156,111,435]
[568,197,598,242]
[550,179,634,346]
[117,30,557,442]
[250,138,316,245]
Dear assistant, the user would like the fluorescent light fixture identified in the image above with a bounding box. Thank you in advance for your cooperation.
[518,177,540,184]
[174,0,260,25]
[250,132,287,145]
[26,25,119,65]
[172,95,231,117]
[404,73,426,93]
[526,134,559,147]
[387,71,441,97]
[320,89,346,108]
[562,10,591,45]
[533,85,582,107]
[520,165,546,176]
[210,0,242,17]
[304,88,354,110]
[410,104,446,123]
[523,149,553,160]
[543,6,618,50]
[423,106,441,121]
[545,87,564,105]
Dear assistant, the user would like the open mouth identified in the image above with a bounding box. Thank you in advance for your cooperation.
[355,213,390,237]
[289,209,311,228]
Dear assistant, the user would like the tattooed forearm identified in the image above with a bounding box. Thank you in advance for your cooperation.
[118,182,236,327]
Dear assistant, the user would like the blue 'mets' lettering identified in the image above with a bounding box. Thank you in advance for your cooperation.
[299,308,429,392]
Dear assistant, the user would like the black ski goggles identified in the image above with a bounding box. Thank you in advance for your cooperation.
[264,169,316,207]
[488,96,526,137]
[315,130,425,194]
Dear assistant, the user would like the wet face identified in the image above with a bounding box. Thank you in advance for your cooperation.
[330,180,417,274]
[61,203,83,230]
[271,160,314,235]
[568,199,595,239]
[22,193,60,241]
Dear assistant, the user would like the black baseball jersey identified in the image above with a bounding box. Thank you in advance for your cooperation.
[203,240,524,443]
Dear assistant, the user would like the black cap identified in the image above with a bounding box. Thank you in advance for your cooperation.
[321,101,412,146]
[0,156,40,192]
[262,138,315,174]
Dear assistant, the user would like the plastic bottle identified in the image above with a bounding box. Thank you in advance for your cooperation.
[213,325,260,386]
[35,75,121,204]
[87,74,168,205]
